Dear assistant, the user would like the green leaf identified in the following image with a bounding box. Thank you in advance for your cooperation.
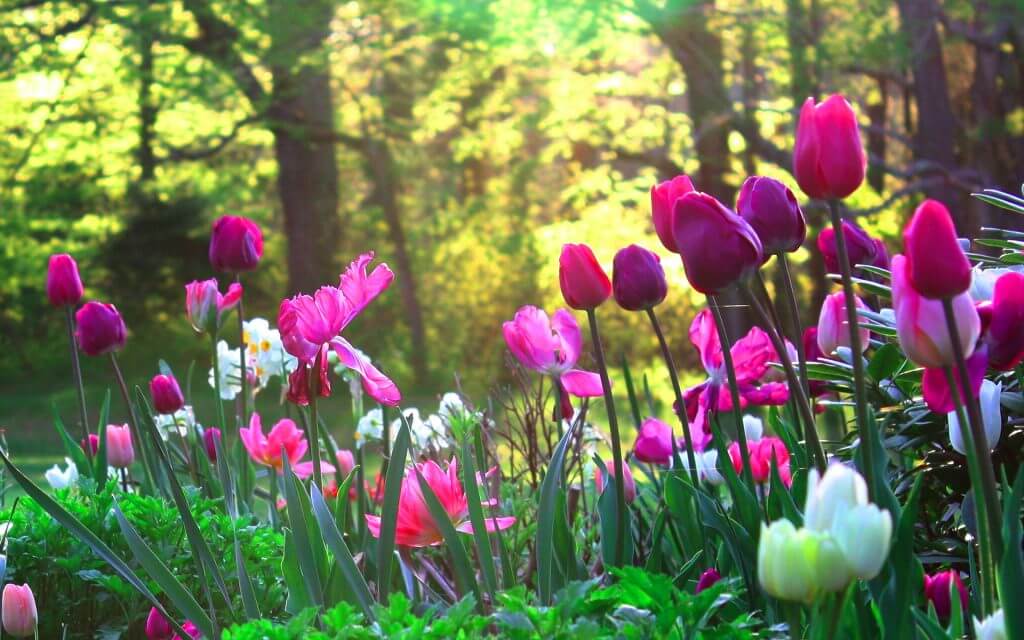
[595,457,634,568]
[310,484,376,620]
[460,437,499,598]
[52,402,90,477]
[281,455,325,609]
[621,355,642,429]
[536,419,577,604]
[998,470,1024,639]
[92,390,110,484]
[234,536,261,620]
[376,418,411,600]
[867,344,905,383]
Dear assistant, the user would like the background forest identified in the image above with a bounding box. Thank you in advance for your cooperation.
[1,0,1022,463]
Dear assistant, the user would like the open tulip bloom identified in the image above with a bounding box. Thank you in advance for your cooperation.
[239,413,335,479]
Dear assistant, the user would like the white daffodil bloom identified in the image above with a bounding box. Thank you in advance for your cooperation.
[208,340,242,400]
[244,317,296,385]
[355,408,384,448]
[949,379,1002,454]
[154,405,195,440]
[45,457,79,490]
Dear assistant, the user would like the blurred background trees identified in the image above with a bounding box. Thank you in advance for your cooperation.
[1,0,1022,404]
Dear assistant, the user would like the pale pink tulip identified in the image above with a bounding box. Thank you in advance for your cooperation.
[502,305,603,399]
[106,424,135,468]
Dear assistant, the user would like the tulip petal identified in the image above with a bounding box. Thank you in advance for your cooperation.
[455,516,517,535]
[338,252,395,331]
[921,347,988,413]
[561,369,604,397]
[331,337,401,406]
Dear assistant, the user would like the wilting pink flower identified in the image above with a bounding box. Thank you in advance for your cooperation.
[279,253,400,406]
[559,243,611,310]
[81,433,99,456]
[594,460,636,504]
[793,94,865,199]
[633,417,675,466]
[892,255,980,369]
[817,221,879,274]
[816,292,870,355]
[696,568,722,594]
[239,413,334,478]
[983,272,1024,370]
[185,279,242,334]
[612,244,667,311]
[46,253,83,307]
[736,176,806,256]
[672,192,763,295]
[1,584,37,638]
[145,607,173,639]
[106,424,135,468]
[729,436,791,485]
[285,354,330,406]
[209,216,263,272]
[173,620,202,640]
[924,570,968,621]
[651,175,695,253]
[203,428,221,463]
[683,310,789,447]
[903,200,971,299]
[149,374,184,415]
[921,347,988,413]
[365,459,515,547]
[75,301,127,356]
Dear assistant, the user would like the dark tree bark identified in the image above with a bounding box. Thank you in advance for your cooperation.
[136,3,156,184]
[866,81,888,193]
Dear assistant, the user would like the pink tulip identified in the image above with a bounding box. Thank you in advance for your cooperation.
[983,272,1024,370]
[75,301,127,356]
[46,253,83,307]
[145,607,173,639]
[184,279,242,334]
[203,428,221,463]
[239,413,334,478]
[924,570,968,621]
[633,417,674,466]
[816,291,870,355]
[650,175,696,253]
[279,253,400,406]
[149,374,184,415]
[736,176,806,255]
[696,568,722,594]
[365,459,516,547]
[802,327,829,398]
[209,215,263,272]
[612,244,667,311]
[558,243,611,310]
[594,459,636,503]
[729,436,791,485]
[1,584,37,638]
[173,620,202,640]
[816,221,879,274]
[921,347,988,413]
[793,94,865,199]
[891,255,980,369]
[502,306,603,399]
[903,200,971,299]
[672,192,763,295]
[106,424,135,468]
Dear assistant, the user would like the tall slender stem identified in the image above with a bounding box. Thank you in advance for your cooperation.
[825,200,875,495]
[236,274,248,433]
[708,296,757,493]
[940,298,1003,563]
[210,334,227,432]
[776,254,810,402]
[109,352,155,490]
[585,308,628,567]
[64,306,91,463]
[310,355,323,489]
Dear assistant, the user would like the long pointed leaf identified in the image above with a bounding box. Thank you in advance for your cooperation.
[460,436,499,599]
[93,390,110,484]
[414,467,482,607]
[51,403,89,476]
[376,419,410,601]
[281,454,325,608]
[537,420,576,604]
[310,484,375,620]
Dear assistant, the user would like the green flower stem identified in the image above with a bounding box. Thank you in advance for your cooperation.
[310,353,323,489]
[109,352,156,491]
[236,274,249,434]
[210,334,227,433]
[825,199,876,497]
[776,254,811,406]
[585,308,628,567]
[64,305,92,463]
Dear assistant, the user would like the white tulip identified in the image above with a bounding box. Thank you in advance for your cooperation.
[974,609,1006,640]
[948,379,1002,454]
[803,463,868,533]
[45,457,79,490]
[832,504,892,580]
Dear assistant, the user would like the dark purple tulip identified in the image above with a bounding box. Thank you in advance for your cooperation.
[46,254,83,307]
[149,374,184,415]
[736,176,806,255]
[696,568,722,594]
[612,245,667,311]
[209,216,263,272]
[817,221,877,274]
[672,192,763,295]
[203,427,222,463]
[75,302,126,356]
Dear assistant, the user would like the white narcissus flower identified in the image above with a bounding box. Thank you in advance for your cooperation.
[243,317,295,385]
[696,449,724,486]
[208,340,242,400]
[438,392,466,420]
[45,457,79,490]
[948,379,1003,454]
[153,405,195,441]
[355,408,384,448]
[974,609,1006,640]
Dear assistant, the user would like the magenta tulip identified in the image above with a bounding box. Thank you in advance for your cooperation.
[612,244,667,311]
[696,568,722,594]
[924,570,968,621]
[594,460,636,504]
[650,175,695,253]
[75,301,126,356]
[203,427,222,462]
[1,584,37,638]
[816,291,870,356]
[174,621,202,640]
[921,347,987,413]
[81,433,99,456]
[209,215,263,272]
[149,374,184,415]
[903,200,971,299]
[145,607,174,639]
[817,221,879,274]
[736,176,806,255]
[985,272,1024,370]
[672,192,763,295]
[46,253,83,307]
[185,279,242,334]
[106,424,135,468]
[633,417,674,466]
[793,94,866,199]
[559,243,611,310]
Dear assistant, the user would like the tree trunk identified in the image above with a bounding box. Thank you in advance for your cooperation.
[136,3,156,184]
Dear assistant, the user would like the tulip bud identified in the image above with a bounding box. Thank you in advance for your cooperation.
[203,427,221,462]
[594,460,636,504]
[184,280,219,333]
[816,292,870,356]
[81,433,99,455]
[149,374,185,415]
[985,272,1024,370]
[803,463,868,534]
[650,175,695,253]
[816,221,878,274]
[947,378,1002,454]
[175,620,202,639]
[924,570,968,621]
[891,255,980,368]
[973,610,1006,640]
[633,417,674,466]
[559,243,611,310]
[793,94,866,199]
[757,519,823,604]
[695,568,721,594]
[672,192,763,295]
[833,504,892,580]
[1,584,36,638]
[736,176,806,255]
[209,215,263,272]
[903,200,972,299]
[336,449,356,477]
[46,253,84,307]
[146,607,174,640]
[75,301,127,356]
[612,244,667,311]
[106,424,135,468]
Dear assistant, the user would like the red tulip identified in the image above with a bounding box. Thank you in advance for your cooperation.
[149,374,185,415]
[903,200,971,299]
[651,175,695,253]
[209,215,263,272]
[558,243,611,310]
[736,176,806,255]
[46,253,83,307]
[816,221,879,274]
[671,192,763,295]
[924,570,968,621]
[612,244,667,311]
[203,427,221,463]
[793,94,866,199]
[75,301,126,356]
[985,272,1024,370]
